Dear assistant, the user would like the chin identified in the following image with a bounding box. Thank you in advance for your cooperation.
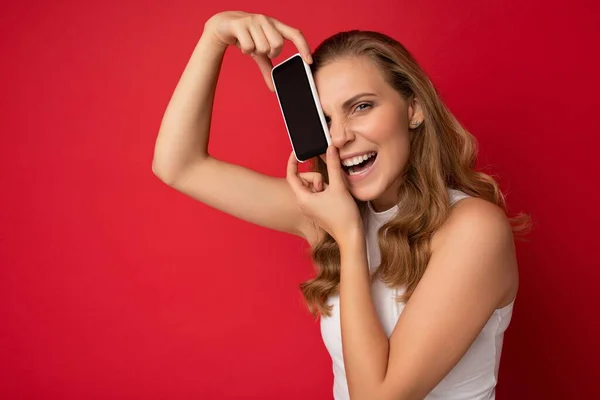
[348,183,383,203]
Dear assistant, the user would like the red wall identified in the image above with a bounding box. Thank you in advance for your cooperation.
[1,0,598,398]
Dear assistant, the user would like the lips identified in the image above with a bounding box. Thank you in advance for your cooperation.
[340,151,377,167]
[342,152,378,182]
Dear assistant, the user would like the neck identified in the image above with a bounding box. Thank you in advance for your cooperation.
[370,177,404,212]
[370,191,398,212]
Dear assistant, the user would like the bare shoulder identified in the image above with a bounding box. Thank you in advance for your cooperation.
[430,197,519,307]
[436,197,512,237]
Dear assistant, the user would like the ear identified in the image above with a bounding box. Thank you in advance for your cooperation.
[408,95,424,124]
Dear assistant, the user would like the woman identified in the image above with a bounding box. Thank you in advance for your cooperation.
[153,10,532,400]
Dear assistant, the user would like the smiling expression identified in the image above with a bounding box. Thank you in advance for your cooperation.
[314,56,422,211]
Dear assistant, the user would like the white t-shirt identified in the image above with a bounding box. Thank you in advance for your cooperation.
[320,188,515,400]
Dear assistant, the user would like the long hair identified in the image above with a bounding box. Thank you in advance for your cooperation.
[299,30,533,319]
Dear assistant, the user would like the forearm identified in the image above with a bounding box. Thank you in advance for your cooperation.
[339,232,389,399]
[153,29,227,182]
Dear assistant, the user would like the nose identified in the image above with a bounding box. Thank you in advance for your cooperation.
[329,118,355,149]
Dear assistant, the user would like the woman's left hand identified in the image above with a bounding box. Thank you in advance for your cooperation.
[286,145,363,244]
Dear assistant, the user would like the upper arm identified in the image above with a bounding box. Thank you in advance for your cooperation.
[380,198,518,400]
[158,156,318,242]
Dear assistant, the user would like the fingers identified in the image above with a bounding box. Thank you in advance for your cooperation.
[286,152,312,197]
[234,14,312,90]
[228,13,311,63]
[288,157,327,193]
[233,24,255,54]
[251,53,274,91]
[260,19,285,59]
[325,145,347,188]
[270,18,312,64]
[248,23,269,55]
[299,172,324,193]
[245,23,274,90]
[287,152,326,198]
[245,18,284,91]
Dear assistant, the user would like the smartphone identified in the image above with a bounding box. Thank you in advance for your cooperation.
[271,53,332,162]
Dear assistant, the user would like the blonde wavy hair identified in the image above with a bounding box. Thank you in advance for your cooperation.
[299,30,533,319]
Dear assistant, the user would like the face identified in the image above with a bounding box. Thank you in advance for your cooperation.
[314,56,423,212]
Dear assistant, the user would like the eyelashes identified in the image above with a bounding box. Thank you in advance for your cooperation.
[325,103,372,126]
[355,102,371,111]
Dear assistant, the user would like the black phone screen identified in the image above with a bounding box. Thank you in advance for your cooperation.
[272,55,329,161]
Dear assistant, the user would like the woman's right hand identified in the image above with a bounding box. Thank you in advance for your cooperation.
[203,11,313,91]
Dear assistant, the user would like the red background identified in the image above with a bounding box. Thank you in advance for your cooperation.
[1,0,599,398]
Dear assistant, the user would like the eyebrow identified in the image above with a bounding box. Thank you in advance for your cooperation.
[323,92,377,118]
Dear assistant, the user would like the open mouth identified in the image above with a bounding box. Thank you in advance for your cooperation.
[341,152,378,176]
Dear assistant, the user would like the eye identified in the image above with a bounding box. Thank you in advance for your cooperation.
[325,116,331,126]
[355,103,371,112]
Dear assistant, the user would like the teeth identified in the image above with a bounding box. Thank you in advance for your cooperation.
[341,152,377,167]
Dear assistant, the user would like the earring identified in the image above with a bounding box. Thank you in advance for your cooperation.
[410,120,423,128]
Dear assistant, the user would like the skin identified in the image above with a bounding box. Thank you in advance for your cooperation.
[314,56,422,212]
[155,11,519,399]
[287,53,519,400]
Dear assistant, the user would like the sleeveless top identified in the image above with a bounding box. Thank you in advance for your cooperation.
[319,188,515,400]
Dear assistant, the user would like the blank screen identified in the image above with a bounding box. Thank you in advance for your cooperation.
[273,55,328,161]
